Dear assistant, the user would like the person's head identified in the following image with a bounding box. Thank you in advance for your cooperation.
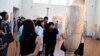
[21,17,25,21]
[48,22,55,29]
[23,19,36,35]
[1,11,9,21]
[44,16,48,23]
[33,20,36,23]
[35,20,44,27]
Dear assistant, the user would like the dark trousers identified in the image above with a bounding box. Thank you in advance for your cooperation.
[45,43,56,56]
[75,43,84,55]
[0,46,8,56]
[37,51,42,56]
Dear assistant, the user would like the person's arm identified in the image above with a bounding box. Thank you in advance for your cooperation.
[27,36,41,56]
[33,36,41,55]
[0,30,5,36]
[16,41,20,56]
[0,42,7,50]
[16,26,23,42]
[15,26,23,56]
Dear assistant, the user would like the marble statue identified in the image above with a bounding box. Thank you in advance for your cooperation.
[64,5,85,56]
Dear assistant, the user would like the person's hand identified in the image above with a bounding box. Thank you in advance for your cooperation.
[0,30,5,35]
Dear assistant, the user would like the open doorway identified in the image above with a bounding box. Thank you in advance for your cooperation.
[13,7,19,32]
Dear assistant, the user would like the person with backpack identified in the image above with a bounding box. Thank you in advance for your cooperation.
[16,19,41,56]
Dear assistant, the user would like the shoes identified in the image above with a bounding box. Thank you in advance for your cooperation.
[96,38,100,40]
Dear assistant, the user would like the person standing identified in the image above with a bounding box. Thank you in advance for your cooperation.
[0,11,12,56]
[44,16,48,30]
[54,21,58,29]
[16,19,41,56]
[44,22,58,56]
[0,16,7,56]
[17,17,25,31]
[43,16,48,49]
[35,20,44,56]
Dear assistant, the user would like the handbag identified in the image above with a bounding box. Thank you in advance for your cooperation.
[61,43,66,52]
[4,33,14,44]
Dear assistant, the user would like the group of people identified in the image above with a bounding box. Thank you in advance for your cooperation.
[16,17,59,56]
[0,11,59,56]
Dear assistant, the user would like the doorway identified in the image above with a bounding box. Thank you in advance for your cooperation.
[13,7,19,32]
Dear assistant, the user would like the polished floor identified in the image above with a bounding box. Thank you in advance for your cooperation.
[84,37,100,56]
[7,33,100,56]
[7,33,65,56]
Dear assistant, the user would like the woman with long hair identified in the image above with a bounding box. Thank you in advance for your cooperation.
[16,19,41,56]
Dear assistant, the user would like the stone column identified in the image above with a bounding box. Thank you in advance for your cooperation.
[64,5,85,56]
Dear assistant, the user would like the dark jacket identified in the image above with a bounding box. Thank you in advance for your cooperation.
[43,28,58,44]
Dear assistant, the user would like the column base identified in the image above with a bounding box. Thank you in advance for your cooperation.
[65,52,74,56]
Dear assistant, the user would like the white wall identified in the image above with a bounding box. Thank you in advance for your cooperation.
[0,0,21,19]
[21,0,67,33]
[95,0,100,26]
[85,0,96,35]
[0,0,13,15]
[21,0,66,21]
[13,0,22,8]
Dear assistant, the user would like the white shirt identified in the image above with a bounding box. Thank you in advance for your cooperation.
[35,26,44,51]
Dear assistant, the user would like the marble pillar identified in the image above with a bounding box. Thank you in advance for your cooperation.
[64,5,85,56]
